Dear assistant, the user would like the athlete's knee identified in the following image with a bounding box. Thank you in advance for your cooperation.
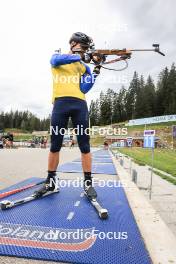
[79,142,90,154]
[50,140,62,153]
[50,145,62,153]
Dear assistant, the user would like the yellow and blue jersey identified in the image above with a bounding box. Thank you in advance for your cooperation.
[50,53,97,102]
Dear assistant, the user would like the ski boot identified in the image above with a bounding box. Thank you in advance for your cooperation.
[84,173,97,200]
[83,173,108,219]
[34,171,59,198]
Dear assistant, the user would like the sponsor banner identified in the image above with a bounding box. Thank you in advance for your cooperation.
[144,130,155,136]
[128,114,176,126]
[126,137,133,147]
[0,222,96,251]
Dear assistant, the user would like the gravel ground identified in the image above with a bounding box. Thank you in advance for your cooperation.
[120,155,176,237]
[0,147,115,264]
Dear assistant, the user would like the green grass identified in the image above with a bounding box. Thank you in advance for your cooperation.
[116,147,176,177]
[3,128,33,141]
[4,128,30,134]
[14,134,33,141]
[127,121,176,132]
[90,136,104,147]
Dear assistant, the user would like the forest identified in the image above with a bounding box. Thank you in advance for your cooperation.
[89,63,176,125]
[0,63,176,130]
[0,110,50,132]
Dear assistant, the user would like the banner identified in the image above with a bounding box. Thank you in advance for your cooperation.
[128,114,176,126]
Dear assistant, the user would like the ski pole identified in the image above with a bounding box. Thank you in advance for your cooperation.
[0,180,45,199]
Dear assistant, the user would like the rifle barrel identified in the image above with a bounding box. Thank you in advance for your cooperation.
[131,49,156,52]
[131,48,165,56]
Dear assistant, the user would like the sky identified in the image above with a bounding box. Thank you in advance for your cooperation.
[0,0,175,118]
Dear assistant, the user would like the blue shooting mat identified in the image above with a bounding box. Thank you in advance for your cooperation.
[57,162,116,175]
[92,150,110,156]
[92,155,110,159]
[73,158,113,163]
[92,150,111,159]
[0,178,151,264]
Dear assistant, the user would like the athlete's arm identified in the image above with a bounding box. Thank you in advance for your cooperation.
[80,64,99,94]
[50,54,81,67]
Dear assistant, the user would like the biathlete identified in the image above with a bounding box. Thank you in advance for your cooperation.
[35,32,101,199]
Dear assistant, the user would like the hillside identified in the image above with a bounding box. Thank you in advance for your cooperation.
[90,121,176,148]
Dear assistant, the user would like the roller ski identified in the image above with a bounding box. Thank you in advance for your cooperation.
[84,175,108,219]
[0,173,59,210]
[0,189,59,210]
[33,173,59,198]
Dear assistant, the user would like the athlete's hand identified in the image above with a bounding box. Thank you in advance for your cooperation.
[93,65,101,75]
[92,55,102,64]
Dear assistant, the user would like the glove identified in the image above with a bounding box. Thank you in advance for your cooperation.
[93,65,101,75]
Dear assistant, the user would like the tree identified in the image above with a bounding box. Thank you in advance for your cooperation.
[0,110,51,131]
[156,67,169,115]
[89,100,100,126]
[20,120,26,131]
[125,71,140,120]
[166,63,176,113]
[99,89,113,125]
[134,75,145,118]
[143,75,156,117]
[112,86,127,122]
[0,112,5,130]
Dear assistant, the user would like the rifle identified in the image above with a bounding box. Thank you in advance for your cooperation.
[72,44,165,71]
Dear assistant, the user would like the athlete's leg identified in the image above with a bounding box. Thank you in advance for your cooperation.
[48,99,70,172]
[71,100,91,171]
[71,99,93,191]
[81,152,91,172]
[35,99,69,196]
[48,152,59,171]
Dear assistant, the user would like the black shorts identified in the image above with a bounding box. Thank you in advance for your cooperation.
[50,97,90,153]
